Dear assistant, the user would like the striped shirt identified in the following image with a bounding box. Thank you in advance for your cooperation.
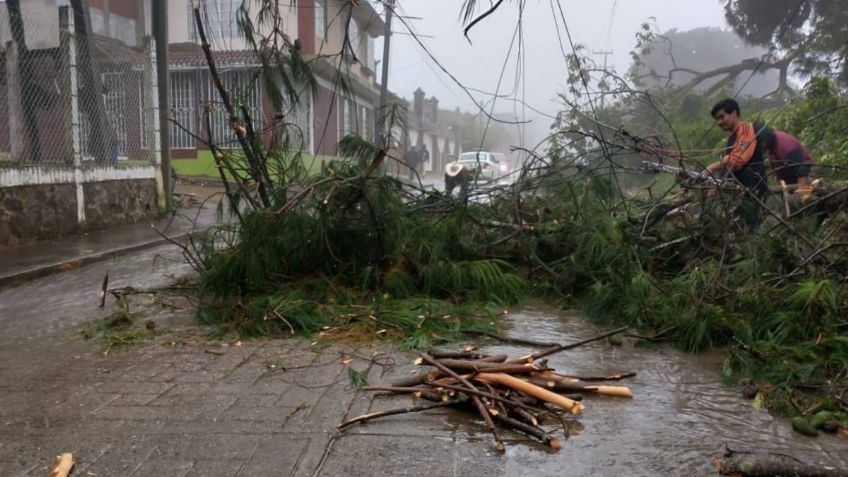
[721,121,757,171]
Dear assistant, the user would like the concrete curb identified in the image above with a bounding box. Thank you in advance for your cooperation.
[0,232,191,290]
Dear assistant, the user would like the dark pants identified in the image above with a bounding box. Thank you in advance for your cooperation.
[774,149,811,185]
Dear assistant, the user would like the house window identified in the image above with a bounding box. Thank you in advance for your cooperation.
[315,0,327,40]
[348,17,359,55]
[81,72,129,160]
[170,71,197,149]
[343,98,354,136]
[347,19,370,67]
[205,69,263,149]
[366,37,374,70]
[288,92,312,152]
[360,106,372,140]
[189,0,241,42]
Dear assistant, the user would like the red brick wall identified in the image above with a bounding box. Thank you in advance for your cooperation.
[105,0,141,20]
[298,0,316,54]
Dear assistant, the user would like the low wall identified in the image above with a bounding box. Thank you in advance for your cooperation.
[0,165,163,246]
[0,183,78,245]
[83,179,159,229]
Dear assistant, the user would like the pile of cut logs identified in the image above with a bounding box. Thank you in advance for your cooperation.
[338,327,634,451]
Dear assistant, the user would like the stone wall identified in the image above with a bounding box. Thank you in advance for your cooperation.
[0,183,78,246]
[83,179,158,229]
[0,179,158,246]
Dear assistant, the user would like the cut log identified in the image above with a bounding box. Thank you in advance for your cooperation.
[475,373,585,415]
[585,385,633,398]
[47,453,74,477]
[390,355,507,387]
[549,371,636,382]
[524,376,633,398]
[435,359,546,374]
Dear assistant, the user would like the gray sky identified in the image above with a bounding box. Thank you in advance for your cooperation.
[381,0,729,142]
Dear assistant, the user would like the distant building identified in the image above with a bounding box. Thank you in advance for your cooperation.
[390,87,461,175]
[166,0,384,158]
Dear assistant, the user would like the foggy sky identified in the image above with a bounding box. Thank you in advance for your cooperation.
[380,0,729,144]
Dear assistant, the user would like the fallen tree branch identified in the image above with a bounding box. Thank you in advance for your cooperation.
[338,399,461,429]
[715,448,846,477]
[494,413,560,449]
[509,326,629,364]
[460,330,559,348]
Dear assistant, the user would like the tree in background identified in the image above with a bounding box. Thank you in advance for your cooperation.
[723,0,848,85]
[630,27,780,97]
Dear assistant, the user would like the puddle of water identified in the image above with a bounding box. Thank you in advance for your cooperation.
[466,305,848,476]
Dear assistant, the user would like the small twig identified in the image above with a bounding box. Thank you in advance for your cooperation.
[493,413,560,449]
[363,386,444,402]
[551,372,636,382]
[460,330,559,348]
[509,326,629,364]
[99,272,109,308]
[337,399,462,429]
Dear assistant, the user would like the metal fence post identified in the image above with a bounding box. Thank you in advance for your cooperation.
[5,40,24,163]
[147,36,166,210]
[60,6,86,225]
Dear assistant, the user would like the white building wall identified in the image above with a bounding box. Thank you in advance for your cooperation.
[171,1,298,48]
[0,0,60,49]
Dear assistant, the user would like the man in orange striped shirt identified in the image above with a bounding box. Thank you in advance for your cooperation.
[705,99,768,196]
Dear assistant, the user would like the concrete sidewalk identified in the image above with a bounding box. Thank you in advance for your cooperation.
[0,184,223,288]
[0,180,503,477]
[0,267,497,477]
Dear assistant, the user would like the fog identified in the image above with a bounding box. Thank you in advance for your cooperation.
[380,0,729,147]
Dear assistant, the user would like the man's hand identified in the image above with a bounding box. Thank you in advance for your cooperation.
[705,161,723,175]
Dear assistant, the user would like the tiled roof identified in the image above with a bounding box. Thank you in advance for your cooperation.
[90,34,147,67]
[168,42,260,69]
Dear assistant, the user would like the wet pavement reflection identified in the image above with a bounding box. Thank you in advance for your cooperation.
[463,306,848,475]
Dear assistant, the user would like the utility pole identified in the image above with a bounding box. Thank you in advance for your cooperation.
[375,0,394,147]
[593,49,613,109]
[152,0,171,210]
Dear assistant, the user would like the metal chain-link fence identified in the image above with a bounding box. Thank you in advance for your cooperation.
[0,2,157,167]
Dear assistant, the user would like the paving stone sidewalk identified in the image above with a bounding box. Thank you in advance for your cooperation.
[0,308,501,477]
[0,183,224,288]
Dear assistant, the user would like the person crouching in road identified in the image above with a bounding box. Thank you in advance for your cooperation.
[758,126,814,194]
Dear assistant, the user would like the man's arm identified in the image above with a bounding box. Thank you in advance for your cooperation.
[705,123,757,175]
[721,122,757,171]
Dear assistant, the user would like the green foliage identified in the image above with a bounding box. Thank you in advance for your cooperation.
[82,298,168,350]
[765,78,848,173]
[347,368,368,391]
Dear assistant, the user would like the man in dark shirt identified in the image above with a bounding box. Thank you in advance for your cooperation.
[405,147,420,180]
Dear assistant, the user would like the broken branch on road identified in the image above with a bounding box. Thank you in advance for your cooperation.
[338,336,634,451]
